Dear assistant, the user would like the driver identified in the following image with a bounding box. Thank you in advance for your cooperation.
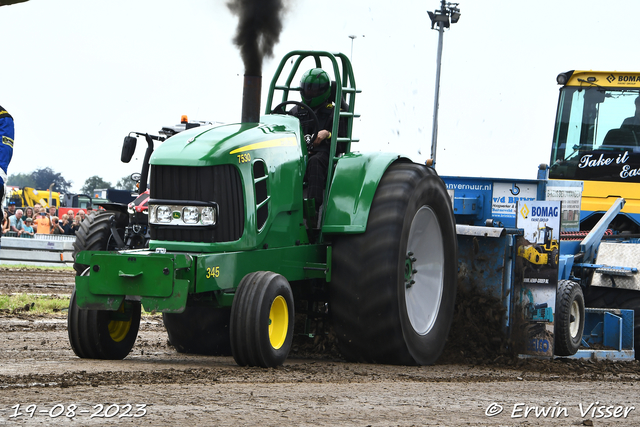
[621,96,640,127]
[290,68,347,213]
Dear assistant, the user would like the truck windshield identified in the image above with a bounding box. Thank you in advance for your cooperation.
[549,86,640,182]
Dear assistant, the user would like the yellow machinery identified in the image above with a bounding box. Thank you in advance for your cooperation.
[7,186,61,209]
[518,225,559,267]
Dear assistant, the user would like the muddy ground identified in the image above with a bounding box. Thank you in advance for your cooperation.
[0,267,639,426]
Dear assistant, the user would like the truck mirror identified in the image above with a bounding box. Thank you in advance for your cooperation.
[121,136,137,163]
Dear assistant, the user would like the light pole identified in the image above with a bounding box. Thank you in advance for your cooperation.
[428,0,460,165]
[348,35,357,61]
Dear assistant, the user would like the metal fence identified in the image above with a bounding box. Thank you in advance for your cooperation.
[0,234,76,266]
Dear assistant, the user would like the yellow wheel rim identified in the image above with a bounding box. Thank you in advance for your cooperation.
[268,295,288,349]
[108,304,132,343]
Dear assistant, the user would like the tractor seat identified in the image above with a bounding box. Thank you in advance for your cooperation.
[602,128,639,147]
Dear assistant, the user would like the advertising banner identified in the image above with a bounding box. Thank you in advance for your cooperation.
[545,181,583,232]
[513,200,561,358]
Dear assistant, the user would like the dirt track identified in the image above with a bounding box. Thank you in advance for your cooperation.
[1,267,639,426]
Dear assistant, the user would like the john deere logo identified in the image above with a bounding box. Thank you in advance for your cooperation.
[172,211,181,219]
[607,74,616,83]
[520,204,530,219]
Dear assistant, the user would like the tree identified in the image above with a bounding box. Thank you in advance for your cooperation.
[6,172,36,188]
[31,167,72,193]
[116,175,137,192]
[81,176,112,196]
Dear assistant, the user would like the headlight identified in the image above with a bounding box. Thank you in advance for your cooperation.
[201,206,216,225]
[149,203,217,226]
[156,206,172,223]
[182,206,199,224]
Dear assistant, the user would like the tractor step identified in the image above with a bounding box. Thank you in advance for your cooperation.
[591,242,640,291]
[595,267,638,276]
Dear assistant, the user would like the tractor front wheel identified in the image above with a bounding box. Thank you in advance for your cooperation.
[69,211,139,360]
[230,271,294,367]
[67,289,141,359]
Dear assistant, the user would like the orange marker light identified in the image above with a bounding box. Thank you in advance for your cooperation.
[181,115,188,123]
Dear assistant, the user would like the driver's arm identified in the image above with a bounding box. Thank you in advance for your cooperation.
[313,130,331,146]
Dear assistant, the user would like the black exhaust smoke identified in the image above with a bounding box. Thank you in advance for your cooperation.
[227,0,288,123]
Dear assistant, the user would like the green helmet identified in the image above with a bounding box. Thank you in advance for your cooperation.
[300,68,331,108]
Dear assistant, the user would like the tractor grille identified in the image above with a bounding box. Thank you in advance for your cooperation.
[150,164,244,243]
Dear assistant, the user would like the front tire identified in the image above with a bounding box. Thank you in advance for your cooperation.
[330,162,457,365]
[554,280,585,356]
[67,289,141,360]
[69,211,139,360]
[230,271,295,367]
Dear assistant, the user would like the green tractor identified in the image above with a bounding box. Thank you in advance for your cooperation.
[68,50,458,367]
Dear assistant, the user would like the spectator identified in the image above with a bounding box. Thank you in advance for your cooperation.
[9,208,24,236]
[51,216,64,234]
[1,209,9,234]
[24,206,34,221]
[60,214,72,235]
[33,203,42,215]
[77,210,86,222]
[22,217,35,237]
[34,211,51,234]
[48,206,57,219]
[70,215,81,235]
[6,201,16,217]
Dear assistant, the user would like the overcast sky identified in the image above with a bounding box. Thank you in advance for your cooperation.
[3,0,640,193]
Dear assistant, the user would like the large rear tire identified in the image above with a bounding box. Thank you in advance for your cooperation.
[330,162,458,365]
[230,271,295,367]
[554,280,585,356]
[72,210,128,275]
[67,289,141,359]
[163,303,231,356]
[584,287,640,360]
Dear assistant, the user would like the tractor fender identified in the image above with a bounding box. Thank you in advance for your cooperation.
[93,202,129,214]
[322,152,410,234]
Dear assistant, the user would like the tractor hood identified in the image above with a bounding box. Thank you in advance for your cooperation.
[150,114,302,167]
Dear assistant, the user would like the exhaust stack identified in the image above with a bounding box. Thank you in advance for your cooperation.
[241,75,262,123]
